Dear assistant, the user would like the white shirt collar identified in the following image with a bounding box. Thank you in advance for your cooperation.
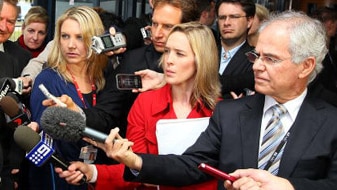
[263,89,307,122]
[0,43,4,52]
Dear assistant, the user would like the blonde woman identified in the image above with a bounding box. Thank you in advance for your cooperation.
[29,6,108,190]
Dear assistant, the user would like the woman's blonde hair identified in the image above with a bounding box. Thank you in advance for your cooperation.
[23,6,49,29]
[160,22,221,109]
[47,6,107,91]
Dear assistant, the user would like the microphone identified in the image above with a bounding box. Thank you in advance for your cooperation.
[0,77,23,98]
[0,95,31,128]
[40,106,108,143]
[0,78,16,101]
[13,125,87,184]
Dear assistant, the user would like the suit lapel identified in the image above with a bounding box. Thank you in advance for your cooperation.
[240,94,265,168]
[221,42,253,75]
[144,45,162,72]
[278,98,327,176]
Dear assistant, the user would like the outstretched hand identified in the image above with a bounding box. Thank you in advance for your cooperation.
[42,94,79,112]
[224,169,294,190]
[55,161,93,185]
[84,127,142,170]
[132,69,165,93]
[104,26,127,56]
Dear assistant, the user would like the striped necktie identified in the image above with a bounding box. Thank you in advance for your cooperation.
[258,104,287,175]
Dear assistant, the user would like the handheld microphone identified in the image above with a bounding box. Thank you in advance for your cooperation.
[40,106,108,143]
[0,78,16,101]
[13,125,87,184]
[0,77,23,97]
[0,95,31,128]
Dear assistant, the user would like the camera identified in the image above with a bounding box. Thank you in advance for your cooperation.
[140,27,151,40]
[91,32,126,54]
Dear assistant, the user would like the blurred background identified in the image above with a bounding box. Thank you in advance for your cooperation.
[10,0,337,49]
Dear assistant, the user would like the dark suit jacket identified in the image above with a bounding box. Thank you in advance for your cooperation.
[111,44,162,136]
[218,41,254,98]
[4,40,32,73]
[117,44,163,73]
[0,51,27,189]
[125,94,337,190]
[315,51,337,93]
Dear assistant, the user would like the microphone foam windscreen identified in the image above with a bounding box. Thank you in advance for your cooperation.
[0,96,19,117]
[14,125,41,151]
[40,106,86,142]
[6,92,19,103]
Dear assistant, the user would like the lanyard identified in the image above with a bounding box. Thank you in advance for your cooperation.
[263,131,290,171]
[67,67,96,108]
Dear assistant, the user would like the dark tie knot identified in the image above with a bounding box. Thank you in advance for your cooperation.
[271,104,287,118]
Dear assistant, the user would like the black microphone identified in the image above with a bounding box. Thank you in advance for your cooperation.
[40,106,108,143]
[0,95,31,128]
[13,125,87,184]
[0,77,16,101]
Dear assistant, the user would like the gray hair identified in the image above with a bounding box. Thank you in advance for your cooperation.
[259,10,328,83]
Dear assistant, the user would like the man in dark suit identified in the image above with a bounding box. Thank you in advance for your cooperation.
[0,1,33,189]
[0,52,22,190]
[0,0,32,93]
[216,0,255,98]
[98,11,337,190]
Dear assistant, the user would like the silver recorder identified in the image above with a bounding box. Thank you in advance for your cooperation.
[91,32,126,54]
[140,27,151,40]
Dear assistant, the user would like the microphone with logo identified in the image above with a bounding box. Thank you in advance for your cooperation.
[0,77,23,101]
[13,125,87,184]
[0,78,16,101]
[0,95,31,128]
[40,106,109,143]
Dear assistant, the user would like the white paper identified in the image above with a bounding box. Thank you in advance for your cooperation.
[156,117,210,155]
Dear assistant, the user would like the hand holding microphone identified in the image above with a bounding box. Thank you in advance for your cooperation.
[0,77,22,100]
[40,106,109,143]
[13,125,87,184]
[40,106,136,165]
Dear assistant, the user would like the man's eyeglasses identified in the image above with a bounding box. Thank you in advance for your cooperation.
[218,15,247,21]
[245,51,291,65]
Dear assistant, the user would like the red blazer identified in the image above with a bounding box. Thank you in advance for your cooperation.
[94,84,217,189]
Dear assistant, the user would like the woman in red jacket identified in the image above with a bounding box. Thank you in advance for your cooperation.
[55,21,221,190]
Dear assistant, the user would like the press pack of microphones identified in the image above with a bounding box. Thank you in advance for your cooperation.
[13,106,109,184]
[0,78,111,184]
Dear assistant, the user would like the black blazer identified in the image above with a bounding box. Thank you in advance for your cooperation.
[315,51,337,94]
[125,94,337,190]
[218,41,254,98]
[0,51,27,188]
[111,44,163,136]
[4,40,31,73]
[117,44,163,73]
[0,51,20,78]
